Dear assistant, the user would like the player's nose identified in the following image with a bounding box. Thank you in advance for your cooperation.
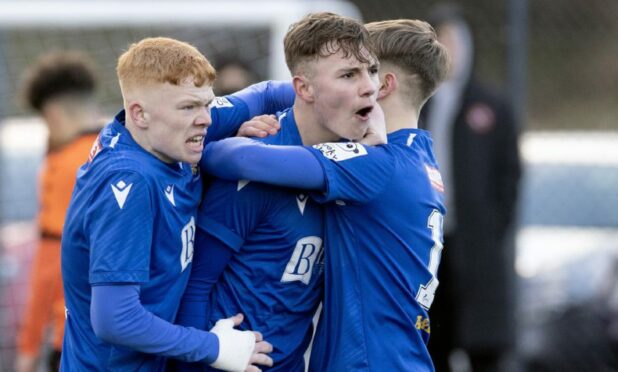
[195,106,212,127]
[359,70,377,98]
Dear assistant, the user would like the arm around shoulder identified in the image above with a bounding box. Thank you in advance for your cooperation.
[202,137,325,190]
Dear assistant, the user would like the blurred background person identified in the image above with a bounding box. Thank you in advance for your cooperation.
[213,57,257,96]
[15,51,103,372]
[420,5,522,372]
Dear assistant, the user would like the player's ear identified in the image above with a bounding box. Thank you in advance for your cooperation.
[127,101,148,129]
[378,72,397,100]
[293,75,314,103]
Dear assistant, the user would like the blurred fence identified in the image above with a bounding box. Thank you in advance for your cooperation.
[0,0,616,129]
[353,0,618,131]
[0,27,271,119]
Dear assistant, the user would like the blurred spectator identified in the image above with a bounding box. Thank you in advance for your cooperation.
[213,58,256,96]
[15,52,103,372]
[420,5,522,372]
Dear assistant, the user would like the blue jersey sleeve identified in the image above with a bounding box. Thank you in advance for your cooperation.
[176,232,234,331]
[205,81,294,142]
[202,137,324,190]
[202,138,392,204]
[307,142,396,204]
[232,80,294,118]
[91,285,218,363]
[86,170,153,284]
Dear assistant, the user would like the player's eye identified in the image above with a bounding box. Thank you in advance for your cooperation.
[181,104,195,110]
[369,66,379,75]
[341,72,354,79]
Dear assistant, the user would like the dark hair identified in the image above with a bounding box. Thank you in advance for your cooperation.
[23,51,98,112]
[284,12,376,75]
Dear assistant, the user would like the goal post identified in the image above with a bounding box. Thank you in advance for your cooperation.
[0,0,362,81]
[0,0,363,221]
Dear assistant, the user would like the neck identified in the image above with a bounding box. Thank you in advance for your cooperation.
[293,100,340,145]
[47,109,99,150]
[381,95,420,134]
[123,113,150,152]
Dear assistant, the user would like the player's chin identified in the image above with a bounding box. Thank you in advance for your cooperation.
[349,125,370,141]
[183,143,204,163]
[182,151,203,165]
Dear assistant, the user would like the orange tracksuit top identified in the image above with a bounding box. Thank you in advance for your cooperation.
[18,131,98,355]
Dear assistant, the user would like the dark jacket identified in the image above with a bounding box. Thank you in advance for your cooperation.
[421,78,521,350]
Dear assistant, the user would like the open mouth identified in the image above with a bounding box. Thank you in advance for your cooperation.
[187,135,204,145]
[355,106,374,120]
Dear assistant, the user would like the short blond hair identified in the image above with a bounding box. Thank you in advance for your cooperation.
[117,37,216,92]
[366,20,449,104]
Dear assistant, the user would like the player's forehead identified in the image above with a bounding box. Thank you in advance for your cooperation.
[316,46,377,71]
[158,79,215,103]
[322,40,376,62]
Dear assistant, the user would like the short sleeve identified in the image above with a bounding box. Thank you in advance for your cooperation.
[86,170,153,284]
[306,143,396,204]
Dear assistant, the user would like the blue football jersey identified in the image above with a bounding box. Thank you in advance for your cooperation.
[199,108,324,371]
[306,129,445,372]
[61,82,294,371]
[61,113,202,371]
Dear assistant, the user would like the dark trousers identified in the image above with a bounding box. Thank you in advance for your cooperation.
[428,235,455,372]
[428,236,505,372]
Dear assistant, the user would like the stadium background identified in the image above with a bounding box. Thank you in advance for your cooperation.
[0,0,616,370]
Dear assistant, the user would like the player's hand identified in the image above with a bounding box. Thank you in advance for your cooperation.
[209,313,254,371]
[244,331,274,372]
[359,103,387,146]
[236,115,280,138]
[209,313,273,372]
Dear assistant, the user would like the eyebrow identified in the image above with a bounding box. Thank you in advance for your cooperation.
[337,63,379,75]
[179,97,214,106]
[336,66,362,74]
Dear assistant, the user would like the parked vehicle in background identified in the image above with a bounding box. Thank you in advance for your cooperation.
[516,131,618,371]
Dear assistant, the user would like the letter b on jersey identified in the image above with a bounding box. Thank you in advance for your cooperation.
[281,236,323,285]
[180,217,196,272]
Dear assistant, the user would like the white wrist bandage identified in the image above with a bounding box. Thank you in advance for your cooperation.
[209,318,256,372]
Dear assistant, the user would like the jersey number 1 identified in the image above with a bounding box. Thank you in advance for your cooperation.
[416,209,444,310]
